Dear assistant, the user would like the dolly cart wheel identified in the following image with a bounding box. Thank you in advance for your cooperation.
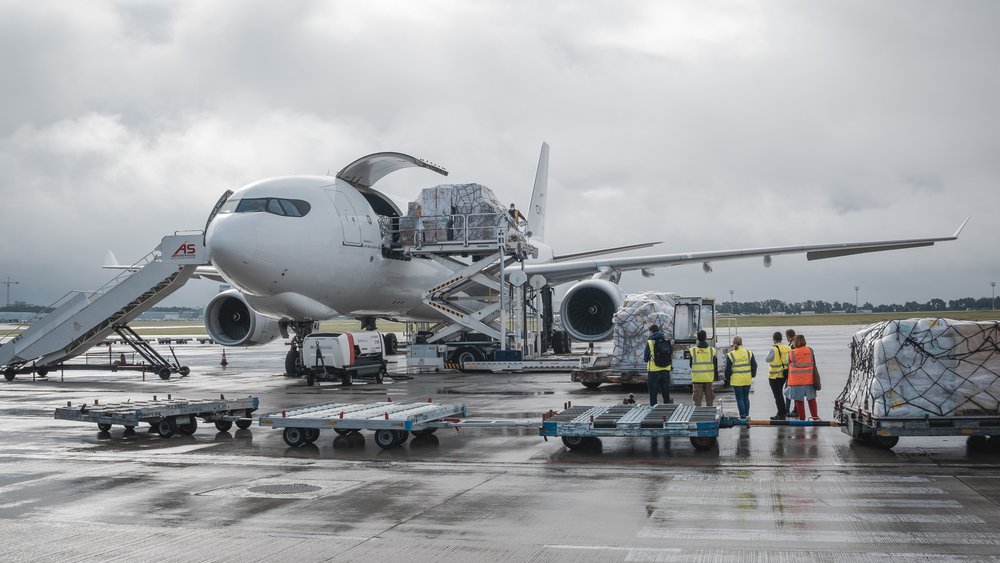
[283,427,307,447]
[97,423,112,432]
[158,367,171,380]
[215,420,233,432]
[871,434,899,450]
[235,410,254,430]
[156,418,177,438]
[303,428,320,444]
[690,436,718,451]
[334,428,354,436]
[178,419,198,436]
[375,365,386,384]
[393,430,409,445]
[178,366,190,376]
[411,428,437,437]
[374,429,399,449]
[3,368,15,381]
[561,435,590,450]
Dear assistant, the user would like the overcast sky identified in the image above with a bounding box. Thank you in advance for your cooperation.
[1,1,997,309]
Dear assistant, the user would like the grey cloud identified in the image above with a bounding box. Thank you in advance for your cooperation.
[0,0,998,307]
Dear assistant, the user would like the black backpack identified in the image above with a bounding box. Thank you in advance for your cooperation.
[652,338,673,368]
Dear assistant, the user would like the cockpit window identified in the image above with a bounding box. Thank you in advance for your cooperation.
[218,199,239,213]
[234,198,311,217]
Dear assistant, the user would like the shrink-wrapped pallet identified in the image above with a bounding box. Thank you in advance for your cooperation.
[839,318,1000,417]
[609,292,678,370]
[400,184,506,244]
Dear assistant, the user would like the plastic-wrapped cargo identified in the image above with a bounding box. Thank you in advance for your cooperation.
[609,292,678,370]
[399,184,506,244]
[839,318,1000,417]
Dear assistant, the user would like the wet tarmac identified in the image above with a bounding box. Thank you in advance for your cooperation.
[2,325,1000,561]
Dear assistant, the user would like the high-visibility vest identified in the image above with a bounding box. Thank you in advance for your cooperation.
[788,346,815,386]
[647,339,672,372]
[688,345,716,383]
[727,347,753,387]
[769,344,791,379]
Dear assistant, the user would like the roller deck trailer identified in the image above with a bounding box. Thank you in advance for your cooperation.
[834,402,1000,449]
[54,395,259,437]
[540,403,725,450]
[258,401,468,449]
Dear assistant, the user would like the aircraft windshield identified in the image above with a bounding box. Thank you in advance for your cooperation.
[230,198,311,217]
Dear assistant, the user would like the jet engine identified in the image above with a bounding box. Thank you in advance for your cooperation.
[205,290,282,346]
[559,279,625,342]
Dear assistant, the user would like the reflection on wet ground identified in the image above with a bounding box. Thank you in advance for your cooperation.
[1,325,1000,560]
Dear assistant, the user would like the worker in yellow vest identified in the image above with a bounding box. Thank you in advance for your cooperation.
[764,331,791,420]
[724,335,757,419]
[642,324,673,405]
[688,329,717,406]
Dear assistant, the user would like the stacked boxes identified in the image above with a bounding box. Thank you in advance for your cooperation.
[609,292,679,370]
[840,318,1000,417]
[399,184,506,245]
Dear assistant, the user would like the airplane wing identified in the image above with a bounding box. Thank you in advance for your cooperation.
[102,263,227,282]
[523,219,969,286]
[192,265,227,283]
[553,241,662,262]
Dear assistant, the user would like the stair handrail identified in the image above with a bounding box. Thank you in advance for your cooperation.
[0,246,161,346]
[0,290,84,344]
[91,246,162,296]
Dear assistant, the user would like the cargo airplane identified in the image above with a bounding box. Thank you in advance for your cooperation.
[199,144,966,373]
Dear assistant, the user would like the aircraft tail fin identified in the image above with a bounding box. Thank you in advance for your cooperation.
[527,142,549,242]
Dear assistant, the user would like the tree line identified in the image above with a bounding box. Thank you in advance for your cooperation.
[719,297,997,315]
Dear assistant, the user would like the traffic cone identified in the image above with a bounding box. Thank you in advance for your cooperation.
[220,349,228,368]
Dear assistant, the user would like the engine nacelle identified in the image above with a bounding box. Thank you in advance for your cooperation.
[560,279,625,342]
[205,290,282,346]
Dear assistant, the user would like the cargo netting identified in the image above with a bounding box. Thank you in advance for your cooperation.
[839,318,1000,417]
[610,292,678,370]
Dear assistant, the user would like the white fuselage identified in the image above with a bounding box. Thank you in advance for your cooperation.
[206,176,480,322]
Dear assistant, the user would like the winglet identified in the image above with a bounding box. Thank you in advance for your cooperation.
[953,216,970,239]
[104,250,120,268]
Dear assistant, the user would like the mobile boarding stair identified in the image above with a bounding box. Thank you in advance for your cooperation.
[1,233,209,381]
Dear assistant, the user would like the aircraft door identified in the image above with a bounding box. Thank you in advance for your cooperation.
[324,189,362,246]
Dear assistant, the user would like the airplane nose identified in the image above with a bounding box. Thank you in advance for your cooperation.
[206,214,259,277]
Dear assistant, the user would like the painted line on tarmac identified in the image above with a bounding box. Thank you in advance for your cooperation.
[652,496,963,508]
[546,546,999,563]
[638,527,1000,545]
[665,483,946,495]
[670,474,931,482]
[649,510,985,524]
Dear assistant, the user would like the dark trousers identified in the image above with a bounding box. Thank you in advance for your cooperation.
[647,370,671,405]
[769,377,788,418]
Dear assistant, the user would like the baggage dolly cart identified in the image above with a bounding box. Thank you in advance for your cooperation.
[834,402,1000,449]
[54,395,259,437]
[540,403,724,450]
[259,401,468,449]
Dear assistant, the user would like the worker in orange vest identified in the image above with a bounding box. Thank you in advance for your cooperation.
[787,334,820,420]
